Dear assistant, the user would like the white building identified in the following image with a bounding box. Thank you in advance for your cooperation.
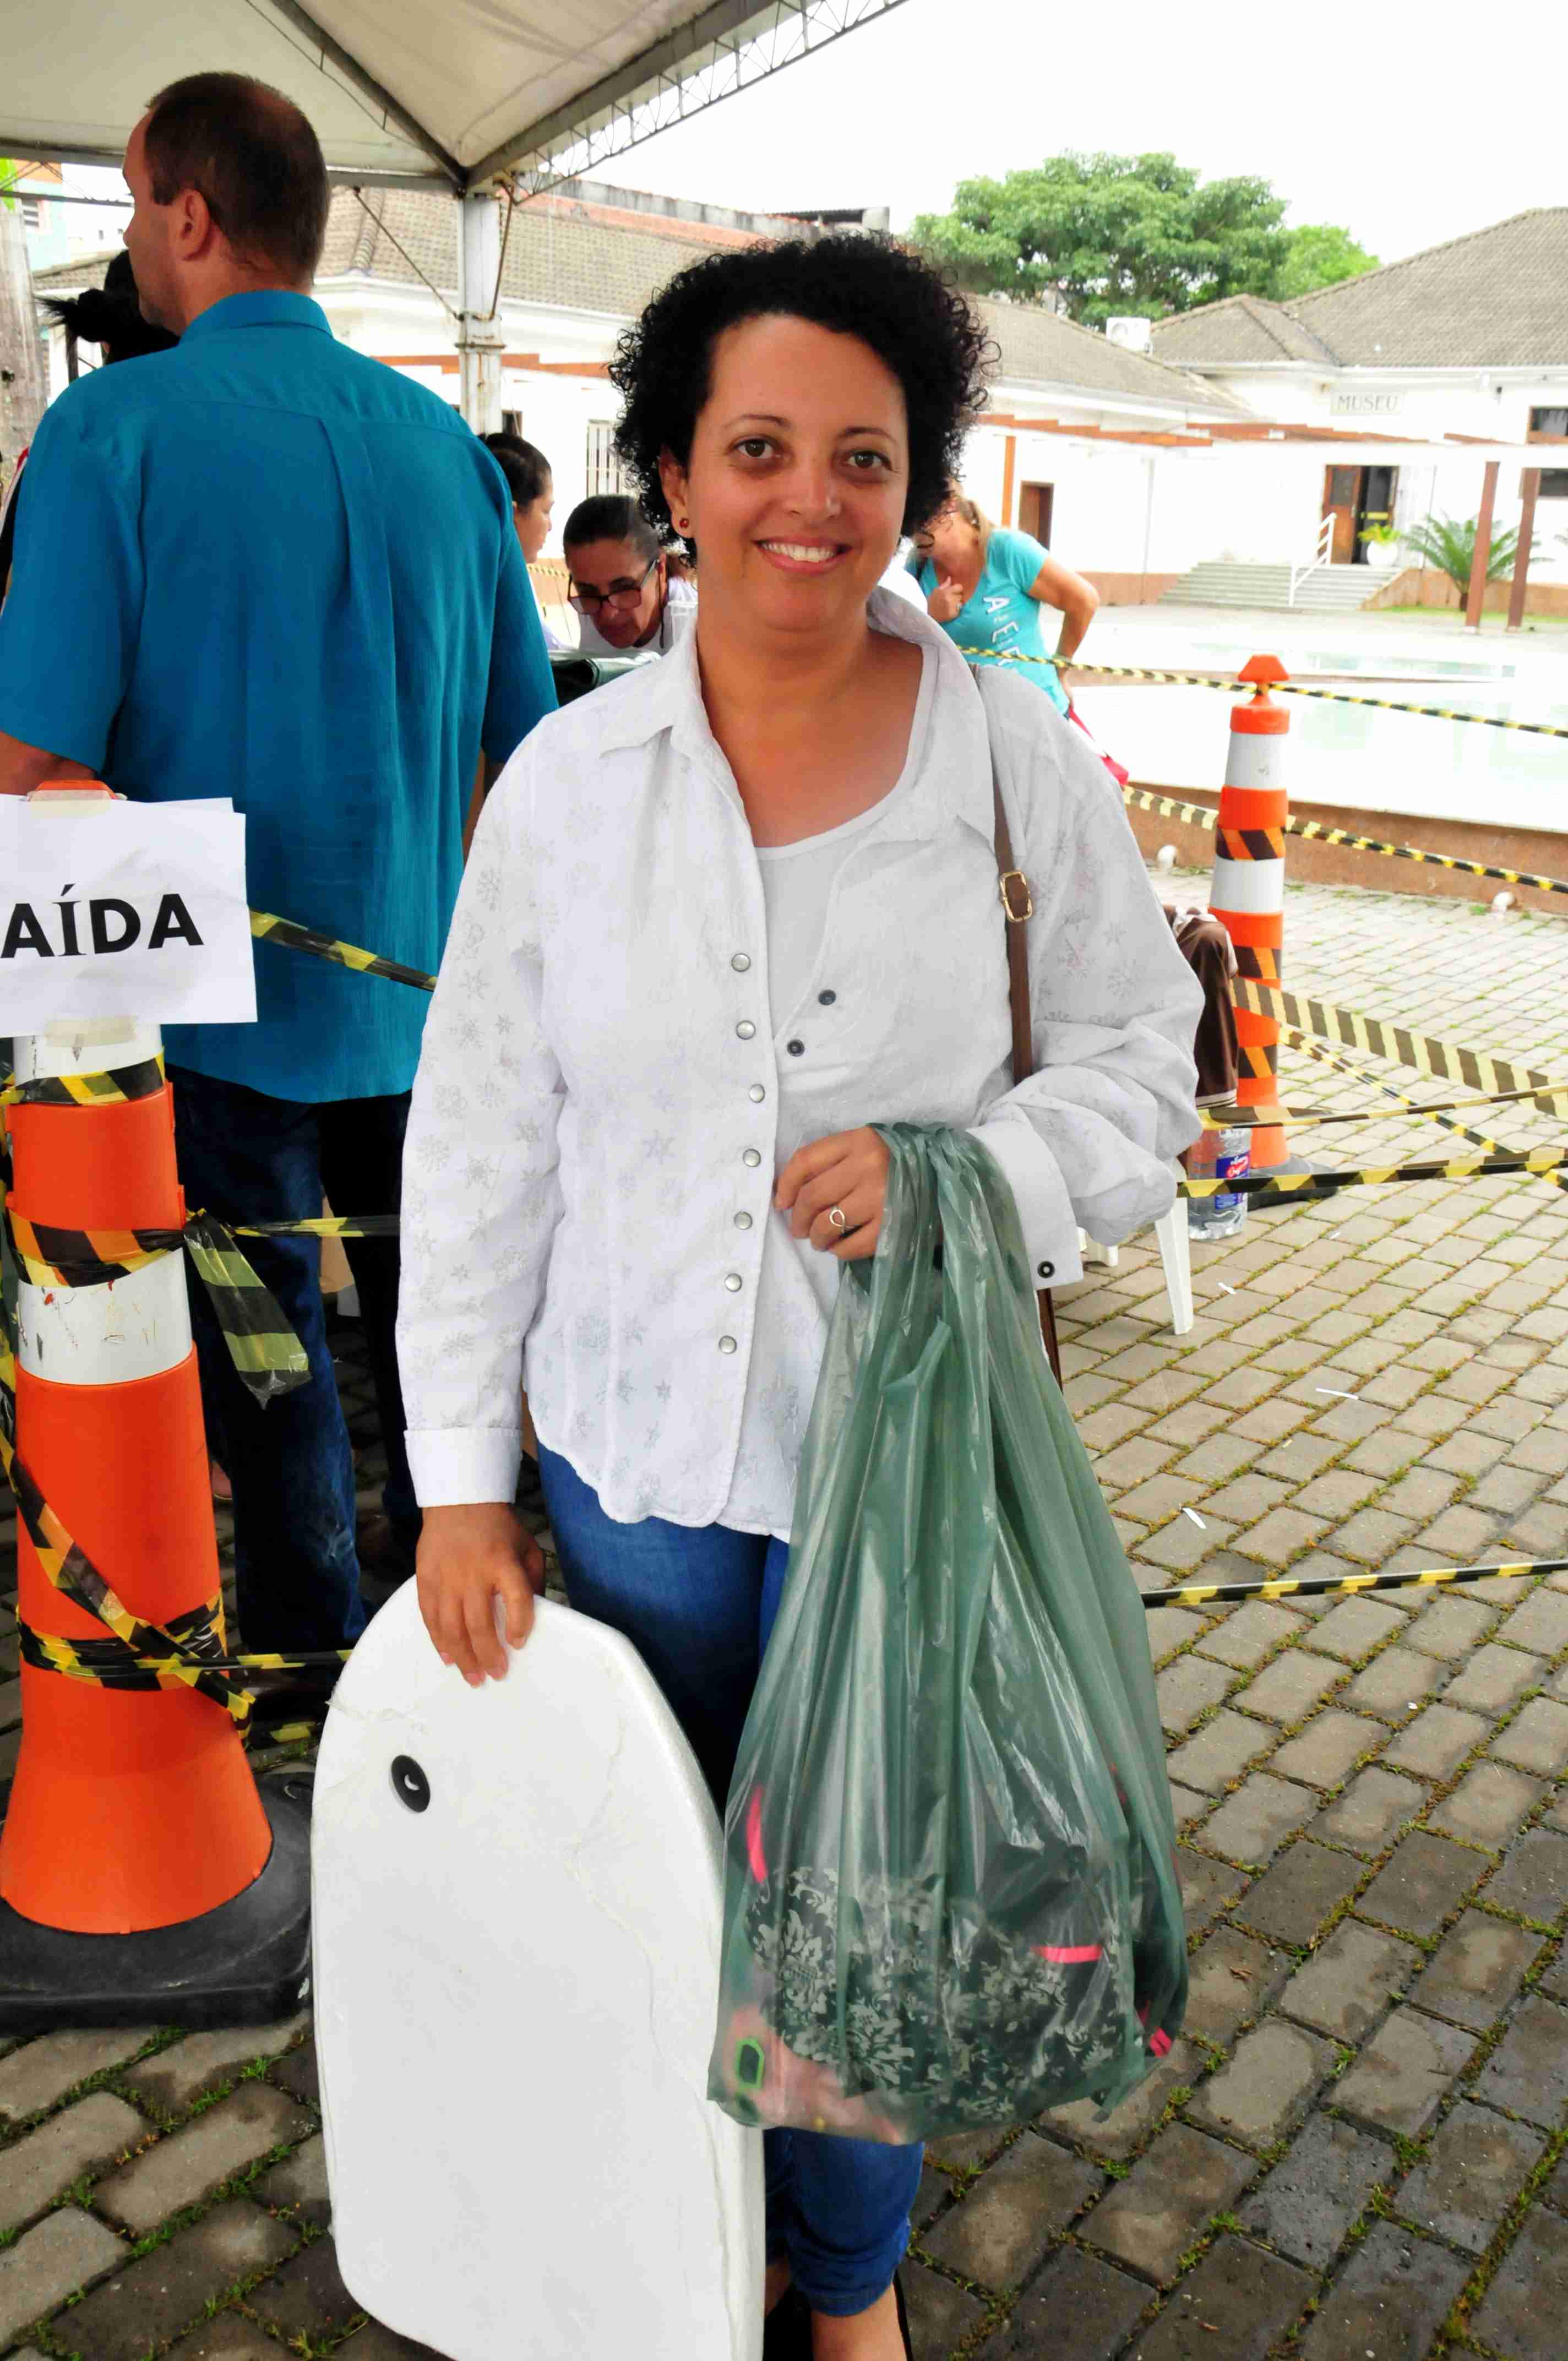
[1151,209,1568,606]
[31,189,1564,616]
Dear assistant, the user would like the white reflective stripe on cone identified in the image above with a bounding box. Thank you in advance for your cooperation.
[16,1258,192,1386]
[1222,732,1287,792]
[15,1014,163,1085]
[1210,857,1284,916]
[13,1011,189,1386]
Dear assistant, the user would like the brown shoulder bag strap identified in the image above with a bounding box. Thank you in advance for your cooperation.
[988,734,1064,1386]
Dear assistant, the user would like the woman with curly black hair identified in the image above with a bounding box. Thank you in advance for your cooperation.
[398,234,1201,2358]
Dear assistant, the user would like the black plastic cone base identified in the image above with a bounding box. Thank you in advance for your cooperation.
[1251,1149,1314,1182]
[0,1775,312,2034]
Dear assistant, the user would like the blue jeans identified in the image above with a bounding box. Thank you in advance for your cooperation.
[171,1067,419,1655]
[538,1443,923,2318]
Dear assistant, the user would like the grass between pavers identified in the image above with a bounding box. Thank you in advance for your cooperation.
[0,2028,188,2145]
[1,2028,324,2358]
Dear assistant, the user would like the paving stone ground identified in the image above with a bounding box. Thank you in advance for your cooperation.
[4,869,1568,2358]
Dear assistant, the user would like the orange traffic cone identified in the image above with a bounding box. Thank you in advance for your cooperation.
[1208,655,1293,1176]
[0,787,309,2028]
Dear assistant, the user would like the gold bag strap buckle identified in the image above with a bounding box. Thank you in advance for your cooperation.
[998,869,1033,924]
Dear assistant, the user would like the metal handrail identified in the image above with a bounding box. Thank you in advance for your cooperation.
[1289,513,1337,605]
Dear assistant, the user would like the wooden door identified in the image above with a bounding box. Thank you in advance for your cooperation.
[1356,464,1398,562]
[1322,466,1362,565]
[1018,481,1054,546]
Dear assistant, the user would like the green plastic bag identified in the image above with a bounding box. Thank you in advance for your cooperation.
[710,1124,1186,2143]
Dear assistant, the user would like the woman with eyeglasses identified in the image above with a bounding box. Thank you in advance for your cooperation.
[561,492,697,655]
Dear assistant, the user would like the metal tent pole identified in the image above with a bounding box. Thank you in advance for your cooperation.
[455,191,505,435]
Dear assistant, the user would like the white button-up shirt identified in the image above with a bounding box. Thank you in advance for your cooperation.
[399,593,1202,1536]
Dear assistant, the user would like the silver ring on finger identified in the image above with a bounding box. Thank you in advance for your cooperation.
[827,1205,848,1232]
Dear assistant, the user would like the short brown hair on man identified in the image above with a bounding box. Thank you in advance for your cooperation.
[144,72,330,284]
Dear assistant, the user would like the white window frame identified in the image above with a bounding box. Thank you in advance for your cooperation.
[585,421,625,499]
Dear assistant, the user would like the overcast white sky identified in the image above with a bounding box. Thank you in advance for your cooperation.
[39,0,1566,275]
[622,0,1567,268]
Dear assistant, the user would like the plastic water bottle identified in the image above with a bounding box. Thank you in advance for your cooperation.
[1186,1125,1249,1241]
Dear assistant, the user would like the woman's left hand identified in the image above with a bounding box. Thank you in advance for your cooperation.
[775,1127,890,1260]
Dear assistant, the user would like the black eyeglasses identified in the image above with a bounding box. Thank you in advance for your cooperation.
[568,554,660,613]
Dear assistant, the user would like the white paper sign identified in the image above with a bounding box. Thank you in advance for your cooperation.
[0,798,255,1030]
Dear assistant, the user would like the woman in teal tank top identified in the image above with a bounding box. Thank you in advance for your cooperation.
[910,492,1099,714]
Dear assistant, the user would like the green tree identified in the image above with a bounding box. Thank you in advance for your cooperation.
[909,151,1290,326]
[1276,222,1379,298]
[1401,512,1536,603]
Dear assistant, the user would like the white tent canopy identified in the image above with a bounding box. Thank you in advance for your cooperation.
[2,0,907,192]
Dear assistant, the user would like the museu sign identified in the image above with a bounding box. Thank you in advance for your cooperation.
[1330,390,1405,418]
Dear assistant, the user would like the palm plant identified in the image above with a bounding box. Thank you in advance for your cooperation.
[1401,511,1537,603]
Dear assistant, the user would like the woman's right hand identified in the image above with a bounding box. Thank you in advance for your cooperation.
[416,1502,547,1687]
[927,573,963,623]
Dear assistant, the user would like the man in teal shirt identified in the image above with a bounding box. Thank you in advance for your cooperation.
[0,73,556,1664]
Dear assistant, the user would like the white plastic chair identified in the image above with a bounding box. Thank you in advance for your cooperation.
[1076,1171,1194,1337]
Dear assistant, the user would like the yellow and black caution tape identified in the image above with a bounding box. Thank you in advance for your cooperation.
[1234,978,1567,1109]
[34,1636,351,1682]
[0,1055,351,1729]
[0,1051,311,1405]
[1276,1024,1568,1202]
[1183,1145,1568,1204]
[1156,1556,1567,1611]
[18,1622,352,1689]
[1126,785,1222,831]
[959,645,1568,739]
[1201,1076,1568,1132]
[6,1210,400,1291]
[6,1212,176,1289]
[237,1215,400,1242]
[1253,678,1566,739]
[1122,782,1568,902]
[1,1054,167,1109]
[2,1206,309,1402]
[249,910,435,994]
[1,1435,254,1728]
[1282,815,1568,899]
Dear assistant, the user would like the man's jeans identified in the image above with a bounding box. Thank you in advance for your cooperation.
[170,1067,418,1655]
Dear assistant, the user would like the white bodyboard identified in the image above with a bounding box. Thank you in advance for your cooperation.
[312,1586,765,2361]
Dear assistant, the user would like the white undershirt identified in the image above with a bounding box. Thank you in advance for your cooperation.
[754,641,935,1026]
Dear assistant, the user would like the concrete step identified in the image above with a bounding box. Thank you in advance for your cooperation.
[1159,560,1381,614]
